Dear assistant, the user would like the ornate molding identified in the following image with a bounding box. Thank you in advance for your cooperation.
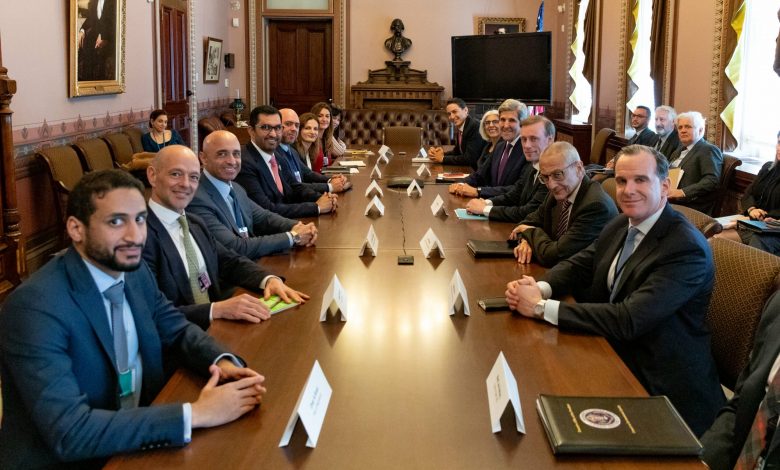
[188,0,198,151]
[564,0,575,119]
[661,0,677,104]
[615,0,630,133]
[709,0,728,144]
[337,0,346,106]
[248,0,258,110]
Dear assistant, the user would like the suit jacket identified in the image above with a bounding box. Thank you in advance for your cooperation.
[187,176,297,259]
[143,209,271,330]
[276,145,330,192]
[628,127,659,147]
[701,291,780,470]
[669,138,723,214]
[655,129,681,160]
[443,116,486,170]
[235,142,321,218]
[487,162,549,222]
[464,139,526,198]
[519,176,618,267]
[542,204,726,436]
[0,248,232,469]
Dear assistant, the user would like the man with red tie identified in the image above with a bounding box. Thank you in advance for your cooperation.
[428,98,486,170]
[235,105,337,219]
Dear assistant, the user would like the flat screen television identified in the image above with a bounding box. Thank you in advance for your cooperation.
[451,32,552,105]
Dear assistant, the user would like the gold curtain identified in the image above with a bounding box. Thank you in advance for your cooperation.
[582,0,597,84]
[719,0,747,151]
[649,0,667,106]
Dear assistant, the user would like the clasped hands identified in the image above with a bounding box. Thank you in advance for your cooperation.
[191,359,266,428]
[505,275,543,318]
[448,182,478,197]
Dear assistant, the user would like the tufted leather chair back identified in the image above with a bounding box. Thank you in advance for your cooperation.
[341,109,450,146]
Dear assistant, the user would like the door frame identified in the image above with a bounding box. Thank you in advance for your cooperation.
[247,0,349,111]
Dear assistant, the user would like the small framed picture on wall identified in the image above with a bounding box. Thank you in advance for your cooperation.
[204,37,223,83]
[475,17,526,35]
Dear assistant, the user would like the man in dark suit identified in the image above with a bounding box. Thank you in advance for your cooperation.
[0,170,265,469]
[627,105,659,147]
[668,111,723,214]
[428,98,486,169]
[702,291,780,470]
[506,145,725,436]
[144,145,308,331]
[235,105,337,219]
[278,108,351,193]
[653,105,681,159]
[510,141,618,267]
[188,130,318,260]
[449,99,528,198]
[465,115,552,222]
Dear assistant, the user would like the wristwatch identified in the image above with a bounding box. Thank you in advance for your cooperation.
[290,230,301,245]
[533,299,546,319]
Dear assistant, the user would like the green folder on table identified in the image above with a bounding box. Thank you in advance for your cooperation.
[260,295,300,315]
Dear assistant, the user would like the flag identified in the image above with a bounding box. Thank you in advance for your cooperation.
[536,1,545,32]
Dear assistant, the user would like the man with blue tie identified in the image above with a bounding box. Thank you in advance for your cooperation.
[188,130,318,260]
[0,170,266,469]
[505,145,725,436]
[277,108,350,193]
[236,105,337,218]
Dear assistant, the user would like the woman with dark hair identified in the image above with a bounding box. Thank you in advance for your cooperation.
[141,109,184,152]
[294,113,322,171]
[329,104,347,158]
[735,131,780,254]
[311,102,334,171]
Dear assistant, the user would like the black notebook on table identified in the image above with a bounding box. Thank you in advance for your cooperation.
[536,395,702,456]
[737,219,780,234]
[466,239,518,258]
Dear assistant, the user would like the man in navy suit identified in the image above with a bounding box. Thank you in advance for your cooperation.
[510,141,618,267]
[506,145,725,436]
[428,98,486,169]
[626,105,658,147]
[278,108,351,192]
[188,130,318,260]
[667,111,723,214]
[236,105,337,218]
[449,99,528,198]
[0,170,265,469]
[702,291,780,469]
[144,145,308,331]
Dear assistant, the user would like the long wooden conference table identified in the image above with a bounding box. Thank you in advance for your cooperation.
[107,147,704,469]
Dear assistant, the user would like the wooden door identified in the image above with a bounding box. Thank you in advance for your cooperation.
[160,0,189,140]
[268,20,332,114]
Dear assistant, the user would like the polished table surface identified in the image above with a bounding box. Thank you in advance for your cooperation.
[107,147,704,469]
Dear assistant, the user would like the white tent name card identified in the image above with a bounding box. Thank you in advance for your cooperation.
[406,178,423,197]
[364,195,385,216]
[419,228,445,259]
[378,152,390,164]
[279,360,333,448]
[430,194,446,216]
[370,164,382,179]
[320,274,348,321]
[365,179,384,198]
[378,144,394,158]
[359,224,379,257]
[486,351,525,434]
[416,163,431,177]
[448,268,470,316]
[417,147,427,158]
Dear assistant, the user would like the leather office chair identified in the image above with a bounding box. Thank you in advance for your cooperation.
[707,237,780,390]
[712,155,742,217]
[72,138,115,171]
[382,126,423,148]
[671,204,723,238]
[589,127,616,165]
[103,132,136,167]
[123,126,146,154]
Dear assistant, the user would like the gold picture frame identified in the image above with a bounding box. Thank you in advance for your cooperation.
[204,37,223,84]
[69,0,126,97]
[475,17,526,35]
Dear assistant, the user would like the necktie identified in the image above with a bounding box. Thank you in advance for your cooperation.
[102,281,128,374]
[735,365,780,470]
[554,199,572,240]
[497,143,513,183]
[178,215,210,304]
[610,227,639,302]
[270,155,284,194]
[457,129,462,150]
[228,187,245,228]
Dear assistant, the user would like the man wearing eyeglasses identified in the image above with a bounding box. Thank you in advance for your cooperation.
[236,105,338,218]
[509,141,617,267]
[627,105,659,147]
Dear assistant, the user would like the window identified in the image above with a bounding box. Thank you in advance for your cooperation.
[570,0,593,123]
[625,0,655,122]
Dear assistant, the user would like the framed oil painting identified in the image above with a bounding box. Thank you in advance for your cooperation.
[204,37,223,83]
[70,0,126,97]
[476,17,526,35]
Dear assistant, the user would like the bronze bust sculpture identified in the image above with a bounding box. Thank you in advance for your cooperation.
[384,19,412,61]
